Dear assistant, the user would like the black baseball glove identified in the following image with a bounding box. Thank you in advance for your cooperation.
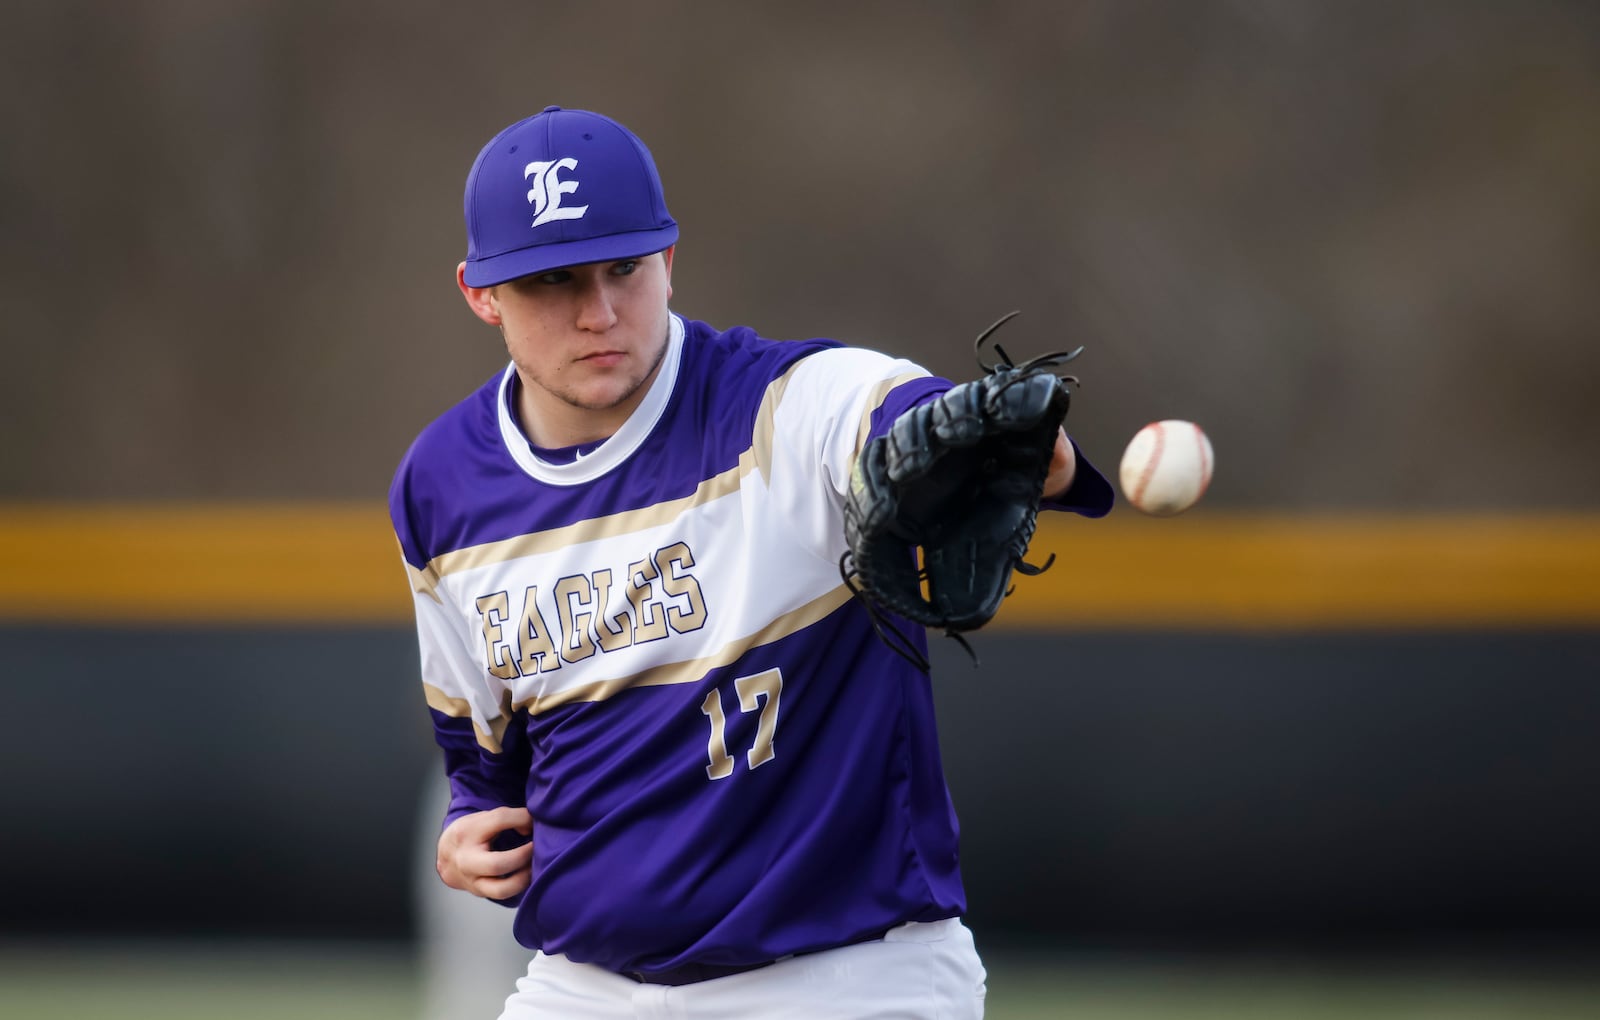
[841,312,1079,671]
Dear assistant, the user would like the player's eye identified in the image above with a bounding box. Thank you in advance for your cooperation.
[611,260,638,276]
[534,269,573,286]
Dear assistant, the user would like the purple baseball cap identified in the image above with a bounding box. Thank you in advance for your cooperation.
[462,106,678,287]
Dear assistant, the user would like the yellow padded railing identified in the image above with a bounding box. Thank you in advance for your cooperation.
[1,505,1596,629]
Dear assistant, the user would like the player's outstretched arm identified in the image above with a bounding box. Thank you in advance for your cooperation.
[436,806,533,901]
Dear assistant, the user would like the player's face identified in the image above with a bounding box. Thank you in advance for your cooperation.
[461,248,675,443]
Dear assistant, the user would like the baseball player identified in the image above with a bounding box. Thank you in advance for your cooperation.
[389,106,1114,1019]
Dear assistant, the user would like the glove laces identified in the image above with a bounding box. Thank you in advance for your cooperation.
[974,309,1084,380]
[839,549,978,673]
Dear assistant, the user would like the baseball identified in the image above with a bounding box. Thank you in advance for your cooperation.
[1118,420,1214,516]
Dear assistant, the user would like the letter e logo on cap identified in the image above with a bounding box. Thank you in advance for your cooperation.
[525,158,589,228]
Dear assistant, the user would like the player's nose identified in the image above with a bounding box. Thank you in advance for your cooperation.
[575,280,619,333]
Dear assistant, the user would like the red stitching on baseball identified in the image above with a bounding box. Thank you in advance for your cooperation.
[1132,422,1164,506]
[1195,424,1212,500]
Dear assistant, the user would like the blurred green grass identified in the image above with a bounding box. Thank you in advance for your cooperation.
[984,952,1600,1020]
[0,941,414,1020]
[2,941,1598,1019]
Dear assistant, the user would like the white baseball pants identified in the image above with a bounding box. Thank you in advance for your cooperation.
[496,917,987,1019]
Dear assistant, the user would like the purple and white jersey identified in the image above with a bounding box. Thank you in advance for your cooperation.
[389,314,1112,975]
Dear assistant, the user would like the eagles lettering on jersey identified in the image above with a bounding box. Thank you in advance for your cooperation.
[473,540,707,678]
[390,313,1113,975]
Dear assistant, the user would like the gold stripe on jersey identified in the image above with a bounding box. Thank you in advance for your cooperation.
[512,582,857,719]
[853,372,934,459]
[424,681,515,753]
[749,365,795,486]
[406,560,444,603]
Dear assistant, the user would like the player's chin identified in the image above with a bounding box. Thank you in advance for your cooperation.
[568,373,646,411]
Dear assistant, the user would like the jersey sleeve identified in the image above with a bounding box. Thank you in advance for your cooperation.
[1042,436,1115,517]
[412,586,531,826]
[390,467,530,831]
[754,349,928,555]
[772,347,936,502]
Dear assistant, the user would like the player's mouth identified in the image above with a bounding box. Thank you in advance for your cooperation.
[578,350,627,368]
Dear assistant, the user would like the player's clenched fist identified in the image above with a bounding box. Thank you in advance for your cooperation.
[437,806,533,901]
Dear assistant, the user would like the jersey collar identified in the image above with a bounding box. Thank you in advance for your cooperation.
[496,313,685,486]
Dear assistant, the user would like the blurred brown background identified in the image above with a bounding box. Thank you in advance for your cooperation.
[4,0,1598,506]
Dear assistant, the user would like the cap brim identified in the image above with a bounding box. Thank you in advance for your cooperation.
[462,224,680,288]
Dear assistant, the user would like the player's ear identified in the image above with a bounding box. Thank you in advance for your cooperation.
[457,262,503,326]
[660,245,675,301]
